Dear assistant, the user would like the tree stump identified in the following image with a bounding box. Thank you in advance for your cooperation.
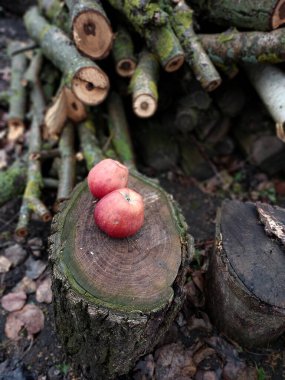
[49,171,192,379]
[207,200,285,347]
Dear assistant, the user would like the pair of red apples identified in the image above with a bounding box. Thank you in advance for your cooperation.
[87,159,144,238]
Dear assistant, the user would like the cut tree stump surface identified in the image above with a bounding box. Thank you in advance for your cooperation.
[59,174,182,312]
[221,200,285,308]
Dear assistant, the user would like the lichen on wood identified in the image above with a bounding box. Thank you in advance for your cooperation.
[66,0,114,60]
[24,6,110,105]
[129,50,159,118]
[190,0,285,31]
[170,1,221,92]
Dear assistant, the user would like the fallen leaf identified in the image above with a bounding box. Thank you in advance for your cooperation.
[36,276,52,303]
[155,343,196,380]
[195,369,222,380]
[5,304,44,340]
[4,244,27,267]
[13,276,36,294]
[0,256,12,273]
[133,354,155,380]
[28,237,43,257]
[1,291,27,312]
[193,348,217,366]
[25,257,47,280]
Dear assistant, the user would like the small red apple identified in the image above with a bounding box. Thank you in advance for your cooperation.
[94,188,144,238]
[87,159,129,198]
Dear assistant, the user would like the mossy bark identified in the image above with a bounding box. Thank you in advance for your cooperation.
[129,50,159,118]
[170,2,221,92]
[112,26,137,77]
[24,6,109,105]
[78,117,104,170]
[66,0,113,59]
[107,92,136,168]
[200,28,285,66]
[0,157,27,207]
[56,123,76,203]
[107,0,184,72]
[49,172,193,379]
[191,0,285,31]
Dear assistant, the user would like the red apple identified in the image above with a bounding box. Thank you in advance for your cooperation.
[94,188,144,238]
[87,159,129,198]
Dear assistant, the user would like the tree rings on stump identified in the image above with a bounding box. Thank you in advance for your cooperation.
[49,171,192,379]
[207,200,285,347]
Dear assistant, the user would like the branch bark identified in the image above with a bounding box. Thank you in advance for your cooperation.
[112,26,137,77]
[24,6,109,105]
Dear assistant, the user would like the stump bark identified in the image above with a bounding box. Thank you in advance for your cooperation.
[207,200,285,347]
[49,171,192,379]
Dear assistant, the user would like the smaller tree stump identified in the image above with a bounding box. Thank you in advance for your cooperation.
[49,171,192,379]
[207,200,285,347]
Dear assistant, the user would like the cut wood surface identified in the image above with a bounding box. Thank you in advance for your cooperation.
[207,200,285,347]
[24,6,109,105]
[191,0,285,30]
[50,171,192,378]
[66,0,113,60]
[112,26,137,77]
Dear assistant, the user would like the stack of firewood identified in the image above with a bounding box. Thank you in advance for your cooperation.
[2,0,285,235]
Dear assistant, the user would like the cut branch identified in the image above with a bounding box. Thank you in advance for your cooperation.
[107,92,136,168]
[190,0,285,31]
[16,53,52,237]
[170,1,221,92]
[200,28,285,66]
[244,63,285,142]
[57,122,76,203]
[24,6,110,105]
[7,42,28,142]
[112,26,137,77]
[107,0,184,72]
[130,50,159,118]
[78,117,104,170]
[66,0,113,60]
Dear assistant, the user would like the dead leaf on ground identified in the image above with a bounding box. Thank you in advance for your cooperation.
[12,276,36,294]
[154,343,196,380]
[5,303,44,340]
[186,312,213,334]
[133,354,155,380]
[195,369,222,380]
[184,280,205,308]
[4,244,27,267]
[25,257,47,280]
[36,276,52,303]
[0,256,12,273]
[28,237,43,257]
[1,291,27,311]
[193,347,217,366]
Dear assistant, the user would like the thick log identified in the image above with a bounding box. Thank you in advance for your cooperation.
[244,64,285,142]
[170,1,221,92]
[207,200,285,347]
[7,42,28,142]
[112,26,137,77]
[24,7,109,105]
[107,0,185,72]
[49,172,192,379]
[130,50,159,118]
[191,0,285,31]
[65,0,113,60]
[200,28,285,66]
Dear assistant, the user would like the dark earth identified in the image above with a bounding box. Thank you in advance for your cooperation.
[1,4,285,380]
